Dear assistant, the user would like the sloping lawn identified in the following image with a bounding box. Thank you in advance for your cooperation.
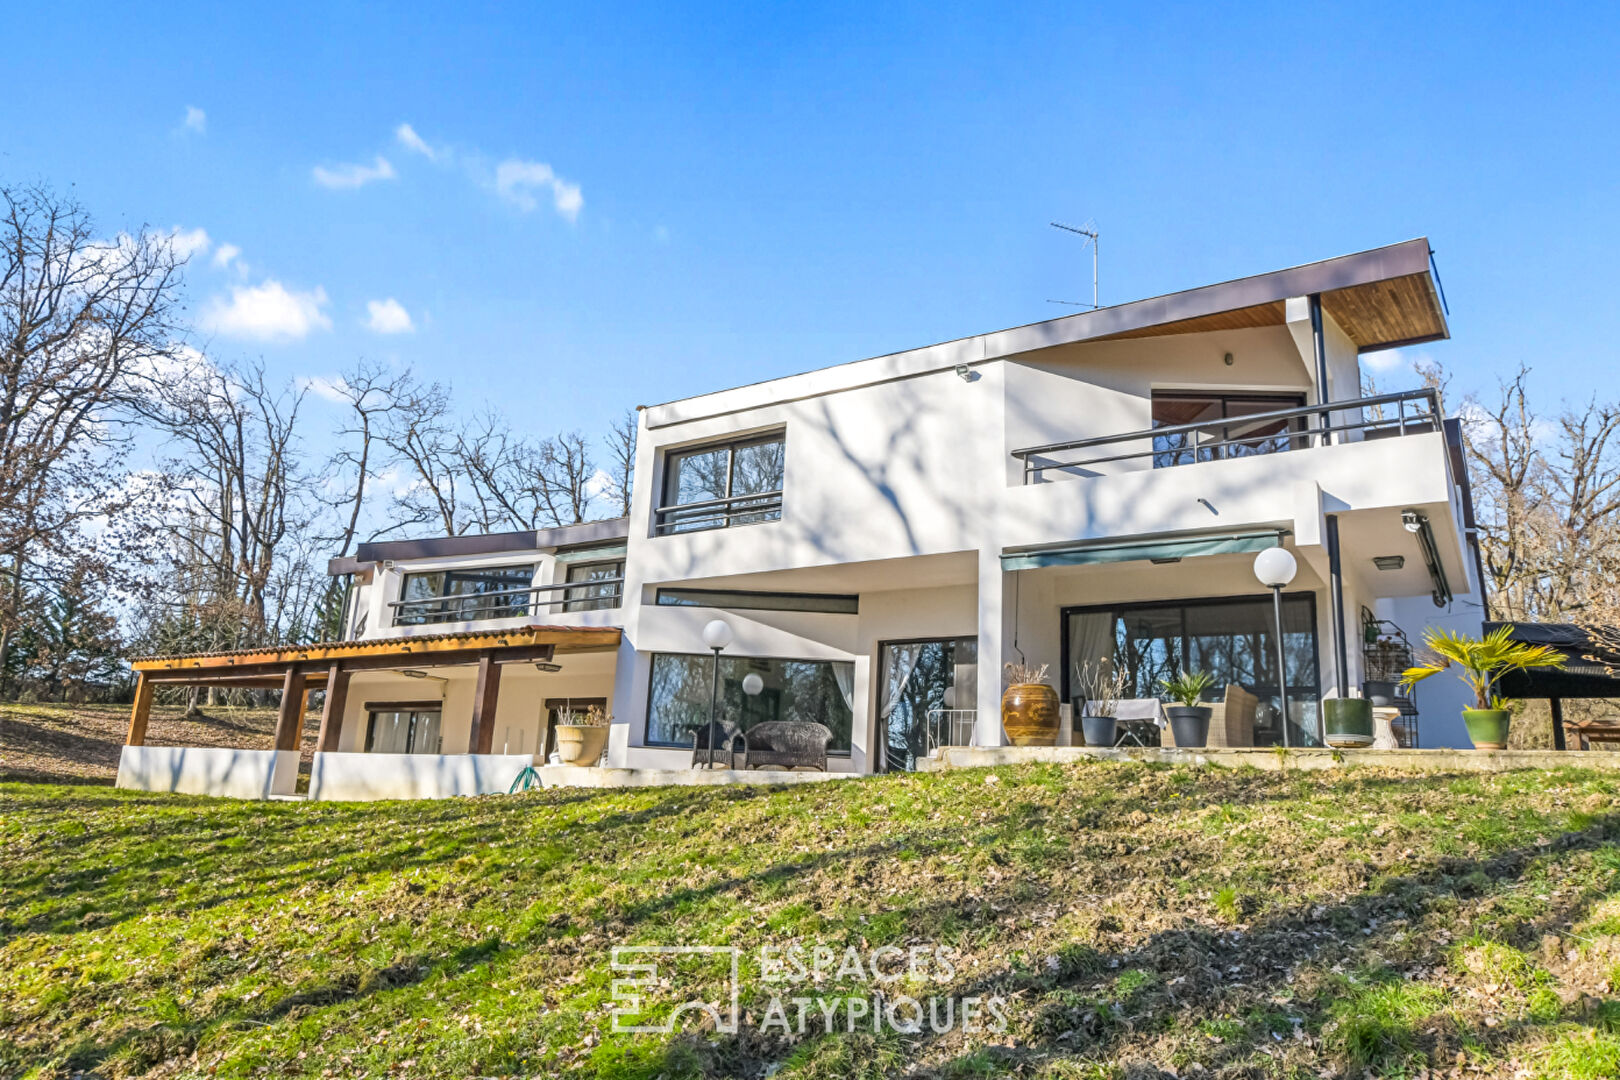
[0,703,290,785]
[3,761,1620,1079]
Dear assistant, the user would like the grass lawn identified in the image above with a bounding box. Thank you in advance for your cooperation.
[3,761,1620,1078]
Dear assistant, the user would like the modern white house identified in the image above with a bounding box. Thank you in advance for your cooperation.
[118,238,1492,798]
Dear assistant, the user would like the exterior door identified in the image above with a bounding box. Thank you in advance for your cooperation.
[876,638,976,773]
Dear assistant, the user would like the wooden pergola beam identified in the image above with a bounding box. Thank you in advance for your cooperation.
[126,672,154,747]
[317,663,350,752]
[274,668,308,752]
[138,643,558,684]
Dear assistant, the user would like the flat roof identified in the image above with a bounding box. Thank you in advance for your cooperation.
[329,517,630,575]
[645,238,1447,429]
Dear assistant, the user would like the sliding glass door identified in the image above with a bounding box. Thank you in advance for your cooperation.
[877,638,977,772]
[1063,595,1319,747]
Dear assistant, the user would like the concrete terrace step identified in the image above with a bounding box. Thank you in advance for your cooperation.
[919,745,1620,774]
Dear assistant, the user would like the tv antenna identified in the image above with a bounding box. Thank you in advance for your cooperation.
[1048,220,1099,309]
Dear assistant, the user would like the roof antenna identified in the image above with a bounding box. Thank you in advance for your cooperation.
[1048,220,1099,309]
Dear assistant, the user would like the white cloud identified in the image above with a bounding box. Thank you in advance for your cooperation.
[202,280,332,341]
[165,226,211,260]
[183,106,206,134]
[494,159,583,221]
[312,156,397,190]
[395,123,437,160]
[212,242,242,270]
[363,297,414,334]
[1362,347,1415,374]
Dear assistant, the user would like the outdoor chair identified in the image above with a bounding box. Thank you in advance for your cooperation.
[742,721,833,771]
[690,720,745,769]
[1109,699,1164,747]
[1205,684,1259,748]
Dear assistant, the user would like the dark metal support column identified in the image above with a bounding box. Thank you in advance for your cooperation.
[1326,514,1349,699]
[1310,293,1332,445]
[1550,697,1568,751]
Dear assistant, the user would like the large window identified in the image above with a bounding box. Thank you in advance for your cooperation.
[1151,391,1307,468]
[1063,595,1320,747]
[560,560,624,612]
[644,653,853,753]
[656,432,785,534]
[395,564,535,625]
[365,706,444,754]
[877,637,977,773]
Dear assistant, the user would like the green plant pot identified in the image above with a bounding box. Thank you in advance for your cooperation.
[1462,708,1511,750]
[1323,698,1375,749]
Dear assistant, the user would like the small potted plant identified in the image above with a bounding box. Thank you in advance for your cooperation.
[1400,624,1565,749]
[554,704,612,765]
[1001,662,1059,746]
[1075,657,1130,749]
[1159,669,1216,748]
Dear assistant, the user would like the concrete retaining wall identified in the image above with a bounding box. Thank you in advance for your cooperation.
[921,745,1620,773]
[308,752,536,801]
[116,746,299,798]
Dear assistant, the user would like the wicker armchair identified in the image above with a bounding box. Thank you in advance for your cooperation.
[690,720,745,769]
[742,721,833,771]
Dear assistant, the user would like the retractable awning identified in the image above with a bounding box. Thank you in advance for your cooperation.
[1000,530,1286,572]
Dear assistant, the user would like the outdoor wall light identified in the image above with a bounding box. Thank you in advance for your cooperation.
[1401,509,1424,533]
[742,672,764,697]
[533,661,562,673]
[1252,547,1298,749]
[954,364,973,381]
[1373,555,1406,571]
[401,669,428,679]
[1223,352,1234,366]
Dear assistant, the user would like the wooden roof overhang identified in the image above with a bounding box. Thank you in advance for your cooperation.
[129,625,622,686]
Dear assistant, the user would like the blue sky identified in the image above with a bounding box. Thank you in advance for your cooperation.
[4,2,1617,440]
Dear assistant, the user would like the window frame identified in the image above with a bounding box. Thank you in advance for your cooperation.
[655,430,786,535]
[559,559,625,612]
[655,588,858,614]
[394,562,537,626]
[363,703,446,755]
[641,650,853,755]
[1149,390,1309,468]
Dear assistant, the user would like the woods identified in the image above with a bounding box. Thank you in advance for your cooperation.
[0,182,635,703]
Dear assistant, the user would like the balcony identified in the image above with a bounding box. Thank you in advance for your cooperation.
[1012,388,1443,484]
[389,577,625,627]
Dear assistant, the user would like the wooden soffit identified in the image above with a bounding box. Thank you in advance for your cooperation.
[130,624,622,679]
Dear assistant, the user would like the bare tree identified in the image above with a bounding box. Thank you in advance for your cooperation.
[603,410,637,517]
[0,183,186,686]
[325,360,424,554]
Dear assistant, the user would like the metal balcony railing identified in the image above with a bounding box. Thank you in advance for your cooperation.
[388,578,625,626]
[653,490,784,535]
[1012,388,1443,484]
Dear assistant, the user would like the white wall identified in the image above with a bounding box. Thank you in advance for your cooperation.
[308,752,535,801]
[116,746,299,799]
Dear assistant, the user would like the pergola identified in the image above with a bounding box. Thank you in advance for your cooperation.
[1491,622,1620,750]
[125,624,623,756]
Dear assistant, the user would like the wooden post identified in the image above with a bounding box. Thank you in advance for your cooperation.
[316,663,350,752]
[469,652,501,755]
[126,672,154,746]
[1550,697,1568,751]
[274,668,308,752]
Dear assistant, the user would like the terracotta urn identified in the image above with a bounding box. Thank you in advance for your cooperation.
[1001,683,1060,746]
[555,724,609,765]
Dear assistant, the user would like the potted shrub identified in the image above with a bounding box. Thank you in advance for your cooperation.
[1001,662,1059,746]
[1399,624,1566,749]
[1323,697,1375,748]
[554,704,612,765]
[1159,670,1216,748]
[1075,656,1130,749]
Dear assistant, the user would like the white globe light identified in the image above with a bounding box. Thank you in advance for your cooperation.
[701,618,734,651]
[1253,547,1298,589]
[742,672,764,696]
[942,686,957,709]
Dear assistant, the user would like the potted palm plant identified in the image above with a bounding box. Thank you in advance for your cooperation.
[1001,662,1059,746]
[554,704,612,765]
[1399,625,1566,749]
[1159,669,1216,748]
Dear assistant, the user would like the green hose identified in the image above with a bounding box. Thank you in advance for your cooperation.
[508,764,542,794]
